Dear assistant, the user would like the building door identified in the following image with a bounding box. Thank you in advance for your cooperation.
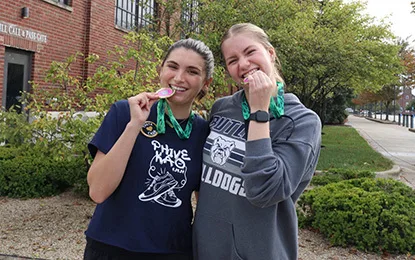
[2,48,32,113]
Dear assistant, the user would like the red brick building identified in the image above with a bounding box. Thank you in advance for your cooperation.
[398,86,415,111]
[1,0,194,112]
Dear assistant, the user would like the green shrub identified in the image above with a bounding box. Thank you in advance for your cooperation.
[298,178,415,254]
[0,147,86,198]
[312,168,376,186]
[0,110,31,146]
[0,146,20,160]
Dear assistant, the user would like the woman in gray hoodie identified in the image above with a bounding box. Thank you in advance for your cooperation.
[193,23,322,260]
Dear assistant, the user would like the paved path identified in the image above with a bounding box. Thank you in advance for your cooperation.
[346,115,415,189]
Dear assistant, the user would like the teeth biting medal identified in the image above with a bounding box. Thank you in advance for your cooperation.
[156,87,175,98]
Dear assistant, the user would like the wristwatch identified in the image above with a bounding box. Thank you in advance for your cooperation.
[249,110,270,122]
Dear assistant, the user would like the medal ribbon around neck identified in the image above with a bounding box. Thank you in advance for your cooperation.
[242,82,285,120]
[156,99,194,139]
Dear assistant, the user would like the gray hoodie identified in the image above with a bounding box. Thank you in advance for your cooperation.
[193,90,321,260]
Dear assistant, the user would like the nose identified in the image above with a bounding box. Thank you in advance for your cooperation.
[238,56,250,69]
[174,70,184,82]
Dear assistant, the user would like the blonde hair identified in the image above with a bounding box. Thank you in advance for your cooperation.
[221,23,284,83]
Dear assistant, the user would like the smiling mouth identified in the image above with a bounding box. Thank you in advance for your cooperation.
[170,85,186,92]
[242,69,260,79]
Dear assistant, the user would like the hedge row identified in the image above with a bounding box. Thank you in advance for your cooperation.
[298,170,415,255]
[0,146,87,198]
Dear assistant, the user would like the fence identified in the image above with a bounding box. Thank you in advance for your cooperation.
[367,113,414,129]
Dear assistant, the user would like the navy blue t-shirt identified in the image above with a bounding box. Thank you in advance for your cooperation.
[85,100,209,254]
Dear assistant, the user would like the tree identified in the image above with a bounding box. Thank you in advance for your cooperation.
[185,0,403,125]
[352,90,379,112]
[374,85,399,120]
[279,0,402,125]
[406,99,415,110]
[400,47,415,90]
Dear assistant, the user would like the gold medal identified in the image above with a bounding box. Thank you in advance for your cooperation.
[141,121,158,138]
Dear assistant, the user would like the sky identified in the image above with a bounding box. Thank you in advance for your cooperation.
[348,0,415,45]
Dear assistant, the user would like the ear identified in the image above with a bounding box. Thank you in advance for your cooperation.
[204,77,213,89]
[201,77,213,95]
[268,47,276,61]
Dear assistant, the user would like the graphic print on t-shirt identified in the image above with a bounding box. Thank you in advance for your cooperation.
[200,116,247,197]
[138,140,190,208]
[210,136,235,165]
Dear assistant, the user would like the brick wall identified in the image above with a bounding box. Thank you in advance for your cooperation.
[0,0,136,107]
[399,87,415,110]
[0,39,4,102]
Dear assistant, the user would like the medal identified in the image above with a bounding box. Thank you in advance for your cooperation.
[141,121,158,138]
[156,87,175,98]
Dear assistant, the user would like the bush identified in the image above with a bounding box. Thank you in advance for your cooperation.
[0,110,31,146]
[0,146,20,160]
[312,168,376,186]
[298,178,415,254]
[0,146,86,198]
[324,87,353,125]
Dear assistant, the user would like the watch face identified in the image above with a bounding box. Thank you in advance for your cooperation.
[256,111,269,122]
[250,110,269,122]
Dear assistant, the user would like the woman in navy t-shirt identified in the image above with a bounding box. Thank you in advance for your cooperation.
[84,38,214,260]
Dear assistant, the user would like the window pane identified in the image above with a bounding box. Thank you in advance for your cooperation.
[115,0,157,30]
[56,0,70,6]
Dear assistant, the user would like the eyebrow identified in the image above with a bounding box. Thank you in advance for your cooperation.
[166,60,202,72]
[225,45,255,62]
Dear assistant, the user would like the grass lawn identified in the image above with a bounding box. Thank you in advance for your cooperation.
[316,125,393,172]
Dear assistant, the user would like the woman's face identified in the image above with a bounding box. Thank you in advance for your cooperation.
[221,33,275,87]
[159,47,209,107]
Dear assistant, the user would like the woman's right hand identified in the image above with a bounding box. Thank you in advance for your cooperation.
[88,93,159,203]
[127,92,159,126]
[245,70,275,112]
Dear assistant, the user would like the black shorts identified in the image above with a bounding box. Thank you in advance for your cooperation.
[83,237,193,260]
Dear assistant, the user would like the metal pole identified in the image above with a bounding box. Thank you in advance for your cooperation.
[393,85,396,122]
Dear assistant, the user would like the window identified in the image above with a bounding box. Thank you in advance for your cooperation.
[115,0,158,31]
[56,0,71,5]
[43,0,71,7]
[181,0,200,36]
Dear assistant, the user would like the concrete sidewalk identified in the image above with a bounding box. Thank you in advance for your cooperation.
[346,115,415,189]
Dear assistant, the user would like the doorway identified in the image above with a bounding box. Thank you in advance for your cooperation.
[2,48,32,113]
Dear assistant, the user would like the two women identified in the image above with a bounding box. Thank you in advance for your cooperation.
[193,23,321,260]
[84,39,213,260]
[85,23,321,260]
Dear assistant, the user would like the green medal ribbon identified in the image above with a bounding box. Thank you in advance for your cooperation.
[157,99,194,139]
[242,82,285,120]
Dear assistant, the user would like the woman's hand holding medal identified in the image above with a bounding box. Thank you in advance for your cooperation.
[128,87,175,137]
[244,70,274,112]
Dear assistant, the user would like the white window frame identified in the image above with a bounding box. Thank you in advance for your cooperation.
[115,0,157,31]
